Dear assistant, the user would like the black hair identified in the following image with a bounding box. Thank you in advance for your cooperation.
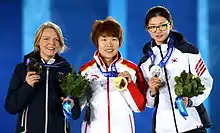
[145,6,173,28]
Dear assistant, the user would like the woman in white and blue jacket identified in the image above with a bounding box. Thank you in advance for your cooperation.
[139,6,213,133]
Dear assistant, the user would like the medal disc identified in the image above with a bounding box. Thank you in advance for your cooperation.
[150,65,162,77]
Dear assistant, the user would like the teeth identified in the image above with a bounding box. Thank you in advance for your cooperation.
[48,48,55,50]
[106,50,113,52]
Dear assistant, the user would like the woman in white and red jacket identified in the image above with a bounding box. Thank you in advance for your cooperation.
[79,17,147,133]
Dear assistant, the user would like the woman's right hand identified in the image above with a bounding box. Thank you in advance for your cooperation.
[148,77,161,96]
[26,71,40,87]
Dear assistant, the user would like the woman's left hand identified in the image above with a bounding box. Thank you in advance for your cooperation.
[61,97,74,108]
[182,97,189,107]
[118,71,132,83]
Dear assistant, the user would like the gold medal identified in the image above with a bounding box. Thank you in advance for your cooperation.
[113,77,128,91]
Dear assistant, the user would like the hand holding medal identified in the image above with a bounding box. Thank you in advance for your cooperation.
[147,38,174,96]
[150,65,162,78]
[148,77,161,96]
[114,71,131,91]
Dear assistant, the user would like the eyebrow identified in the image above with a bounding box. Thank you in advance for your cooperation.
[42,36,59,38]
[148,22,168,26]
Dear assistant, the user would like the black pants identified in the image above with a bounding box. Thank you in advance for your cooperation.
[182,127,207,133]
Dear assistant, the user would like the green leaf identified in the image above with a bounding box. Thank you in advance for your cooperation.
[59,70,91,98]
[182,84,192,97]
[185,73,193,85]
[174,84,183,96]
[180,70,187,84]
[191,80,197,90]
[195,77,201,84]
[174,76,182,85]
[174,70,205,98]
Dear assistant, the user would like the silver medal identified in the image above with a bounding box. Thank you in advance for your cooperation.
[150,65,162,78]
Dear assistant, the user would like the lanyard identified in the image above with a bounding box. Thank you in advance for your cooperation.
[96,62,118,77]
[148,36,174,69]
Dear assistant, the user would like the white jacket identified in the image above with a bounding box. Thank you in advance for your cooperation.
[139,31,213,133]
[79,51,146,133]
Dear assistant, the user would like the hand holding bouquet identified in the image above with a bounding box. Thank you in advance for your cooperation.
[174,70,205,118]
[58,67,90,120]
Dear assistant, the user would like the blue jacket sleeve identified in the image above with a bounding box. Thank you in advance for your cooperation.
[4,64,35,114]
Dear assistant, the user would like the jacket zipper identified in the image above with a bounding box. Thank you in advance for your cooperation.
[158,45,179,133]
[21,106,29,127]
[21,109,26,127]
[44,67,49,133]
[107,75,111,133]
[129,114,134,133]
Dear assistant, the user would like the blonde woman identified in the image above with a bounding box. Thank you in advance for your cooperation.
[4,22,80,133]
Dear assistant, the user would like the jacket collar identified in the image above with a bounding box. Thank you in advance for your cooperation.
[142,30,187,55]
[93,50,122,70]
[24,51,69,67]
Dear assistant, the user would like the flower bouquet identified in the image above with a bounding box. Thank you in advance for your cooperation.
[174,70,205,97]
[58,67,90,98]
[174,70,205,118]
[58,67,90,120]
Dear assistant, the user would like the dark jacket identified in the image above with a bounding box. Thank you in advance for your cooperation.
[5,51,81,133]
[141,30,199,57]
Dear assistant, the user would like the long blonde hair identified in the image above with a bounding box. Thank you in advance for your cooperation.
[34,21,67,53]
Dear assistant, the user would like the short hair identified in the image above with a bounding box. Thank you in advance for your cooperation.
[34,21,67,53]
[145,6,173,28]
[91,16,123,47]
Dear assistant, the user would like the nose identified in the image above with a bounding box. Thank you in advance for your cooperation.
[106,39,113,46]
[155,27,161,33]
[48,39,56,45]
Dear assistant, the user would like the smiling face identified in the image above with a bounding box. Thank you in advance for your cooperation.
[147,16,172,45]
[38,28,60,61]
[98,35,119,65]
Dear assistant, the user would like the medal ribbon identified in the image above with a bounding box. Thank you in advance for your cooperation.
[148,34,188,118]
[96,62,118,77]
[62,95,74,121]
[175,96,188,119]
[148,36,174,68]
